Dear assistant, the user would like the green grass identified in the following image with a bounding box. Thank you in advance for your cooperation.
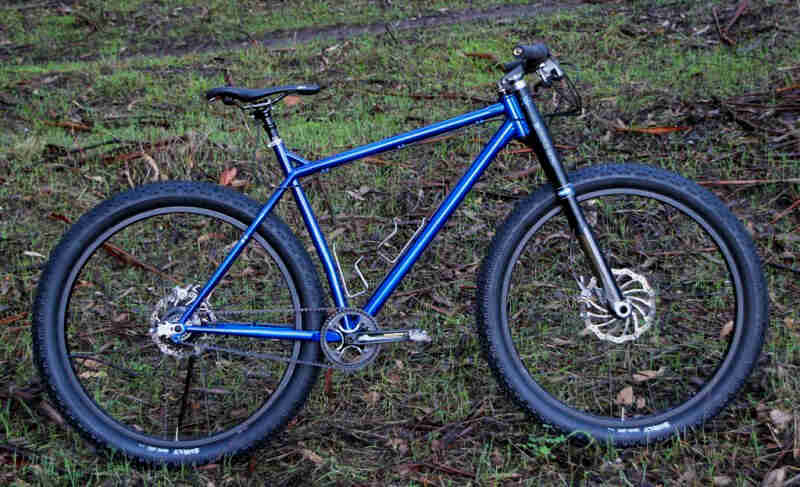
[0,0,535,64]
[1,0,799,484]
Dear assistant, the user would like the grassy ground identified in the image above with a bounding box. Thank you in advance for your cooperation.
[1,0,799,485]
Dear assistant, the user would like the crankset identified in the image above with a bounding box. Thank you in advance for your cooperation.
[319,309,431,372]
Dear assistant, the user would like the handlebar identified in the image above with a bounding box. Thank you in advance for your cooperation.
[503,42,551,74]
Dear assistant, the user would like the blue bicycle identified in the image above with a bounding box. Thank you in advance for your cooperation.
[33,44,767,465]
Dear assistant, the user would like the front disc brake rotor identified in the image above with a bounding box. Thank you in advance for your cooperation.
[577,268,656,344]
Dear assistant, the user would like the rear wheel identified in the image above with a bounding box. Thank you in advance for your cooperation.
[477,164,767,444]
[33,182,324,465]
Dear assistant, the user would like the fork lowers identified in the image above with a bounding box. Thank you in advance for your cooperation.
[512,80,628,318]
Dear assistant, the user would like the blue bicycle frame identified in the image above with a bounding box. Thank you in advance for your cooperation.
[178,93,530,342]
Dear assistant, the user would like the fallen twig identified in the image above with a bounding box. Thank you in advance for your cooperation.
[43,120,92,132]
[768,262,800,274]
[771,198,800,224]
[97,135,187,165]
[100,242,179,284]
[397,462,476,480]
[615,126,691,135]
[776,83,800,94]
[724,0,750,33]
[713,7,736,45]
[0,312,27,326]
[48,213,179,283]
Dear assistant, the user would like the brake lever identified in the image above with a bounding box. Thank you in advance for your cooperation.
[536,58,565,86]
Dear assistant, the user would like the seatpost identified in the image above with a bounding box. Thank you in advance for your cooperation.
[254,108,280,143]
[511,80,630,319]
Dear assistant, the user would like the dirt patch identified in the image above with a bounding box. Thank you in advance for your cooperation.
[190,1,584,56]
[1,1,586,63]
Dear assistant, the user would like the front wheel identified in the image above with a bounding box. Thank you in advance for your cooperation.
[476,164,767,445]
[33,181,325,465]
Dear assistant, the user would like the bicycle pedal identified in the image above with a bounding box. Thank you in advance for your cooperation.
[353,329,431,345]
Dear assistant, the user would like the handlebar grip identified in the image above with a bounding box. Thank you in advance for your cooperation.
[512,43,550,65]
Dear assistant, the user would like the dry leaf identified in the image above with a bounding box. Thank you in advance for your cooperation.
[464,52,499,62]
[38,400,64,425]
[395,463,415,476]
[197,232,226,244]
[762,467,786,487]
[301,448,324,465]
[346,190,365,201]
[284,95,301,107]
[219,167,237,186]
[769,408,793,431]
[79,369,107,379]
[615,386,634,406]
[141,153,162,181]
[386,373,403,384]
[720,320,734,339]
[677,467,696,484]
[491,448,504,467]
[784,317,797,330]
[713,476,732,486]
[78,358,103,369]
[386,438,408,455]
[633,367,665,383]
[364,390,380,406]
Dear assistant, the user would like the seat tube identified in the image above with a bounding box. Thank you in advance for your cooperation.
[259,110,350,311]
[515,84,628,315]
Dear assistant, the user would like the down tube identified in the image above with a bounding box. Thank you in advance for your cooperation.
[364,120,519,316]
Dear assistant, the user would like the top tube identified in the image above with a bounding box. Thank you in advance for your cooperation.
[287,103,507,179]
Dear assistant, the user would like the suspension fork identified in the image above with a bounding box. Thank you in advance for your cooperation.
[514,84,631,319]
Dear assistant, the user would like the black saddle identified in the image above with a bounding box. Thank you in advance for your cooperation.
[206,84,322,104]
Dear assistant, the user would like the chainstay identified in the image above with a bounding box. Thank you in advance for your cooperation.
[193,306,368,371]
[214,306,340,317]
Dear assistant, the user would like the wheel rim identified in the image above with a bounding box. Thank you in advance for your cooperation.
[59,207,304,446]
[500,188,743,425]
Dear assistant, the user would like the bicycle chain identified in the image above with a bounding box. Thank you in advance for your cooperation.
[190,306,361,371]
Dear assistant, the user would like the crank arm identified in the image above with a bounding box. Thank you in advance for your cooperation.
[351,329,431,345]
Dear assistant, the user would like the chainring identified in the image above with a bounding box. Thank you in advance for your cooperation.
[320,308,381,373]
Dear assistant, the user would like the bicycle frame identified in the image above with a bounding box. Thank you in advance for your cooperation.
[177,93,530,342]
